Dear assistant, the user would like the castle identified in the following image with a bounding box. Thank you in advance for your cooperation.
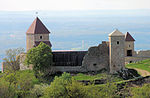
[5,17,150,73]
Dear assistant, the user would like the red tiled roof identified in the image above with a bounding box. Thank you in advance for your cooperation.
[34,41,52,47]
[125,32,135,41]
[26,17,50,34]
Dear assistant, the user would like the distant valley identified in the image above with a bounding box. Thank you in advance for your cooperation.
[0,9,150,70]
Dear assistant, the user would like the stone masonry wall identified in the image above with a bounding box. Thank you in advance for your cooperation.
[82,41,109,72]
[125,56,150,64]
[125,41,135,56]
[26,34,34,51]
[34,34,49,41]
[109,36,125,73]
[136,50,150,57]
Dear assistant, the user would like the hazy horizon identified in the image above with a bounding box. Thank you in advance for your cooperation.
[0,9,150,70]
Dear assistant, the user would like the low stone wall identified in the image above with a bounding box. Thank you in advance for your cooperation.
[52,66,84,72]
[125,56,150,64]
[136,50,150,57]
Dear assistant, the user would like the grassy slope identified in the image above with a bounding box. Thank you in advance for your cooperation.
[73,73,122,82]
[73,73,107,81]
[126,59,150,72]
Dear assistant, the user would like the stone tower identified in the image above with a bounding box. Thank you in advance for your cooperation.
[125,32,135,57]
[109,29,125,73]
[26,17,52,51]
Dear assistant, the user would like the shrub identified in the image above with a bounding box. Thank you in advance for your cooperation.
[0,78,16,98]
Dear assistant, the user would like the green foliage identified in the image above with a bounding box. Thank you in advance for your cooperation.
[0,78,16,98]
[43,72,72,98]
[0,70,39,98]
[42,72,119,98]
[126,59,150,72]
[43,72,89,98]
[24,42,53,81]
[3,47,24,72]
[31,83,49,97]
[131,83,150,98]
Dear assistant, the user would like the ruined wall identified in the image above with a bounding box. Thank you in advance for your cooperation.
[82,41,109,72]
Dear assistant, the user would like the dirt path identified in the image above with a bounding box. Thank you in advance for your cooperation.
[134,68,150,77]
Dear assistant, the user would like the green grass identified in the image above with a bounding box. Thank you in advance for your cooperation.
[73,73,123,82]
[73,73,107,81]
[126,59,150,72]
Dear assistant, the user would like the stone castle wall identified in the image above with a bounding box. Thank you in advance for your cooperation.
[125,56,150,64]
[82,41,109,72]
[125,50,150,64]
[135,50,150,57]
[26,34,34,51]
[19,42,110,72]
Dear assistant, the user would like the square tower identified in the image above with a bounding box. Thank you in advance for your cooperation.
[26,17,52,51]
[109,29,125,73]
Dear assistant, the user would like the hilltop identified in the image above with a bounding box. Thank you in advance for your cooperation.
[126,59,150,76]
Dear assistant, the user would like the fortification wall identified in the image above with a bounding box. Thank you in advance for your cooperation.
[135,50,150,57]
[125,56,150,64]
[82,41,109,72]
[125,50,150,64]
[52,66,84,72]
[18,51,87,72]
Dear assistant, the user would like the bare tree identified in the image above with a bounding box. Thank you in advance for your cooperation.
[3,48,24,72]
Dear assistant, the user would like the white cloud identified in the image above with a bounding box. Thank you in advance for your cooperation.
[0,0,150,11]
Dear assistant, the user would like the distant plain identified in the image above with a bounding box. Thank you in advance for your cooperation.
[0,10,150,70]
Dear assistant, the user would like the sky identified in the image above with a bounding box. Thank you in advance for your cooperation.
[0,0,150,11]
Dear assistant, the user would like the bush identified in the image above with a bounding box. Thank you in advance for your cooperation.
[43,72,89,98]
[0,78,16,98]
[1,70,39,98]
[31,83,49,97]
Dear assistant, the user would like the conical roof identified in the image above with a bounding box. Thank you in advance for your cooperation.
[109,29,124,37]
[26,17,50,34]
[125,32,135,41]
